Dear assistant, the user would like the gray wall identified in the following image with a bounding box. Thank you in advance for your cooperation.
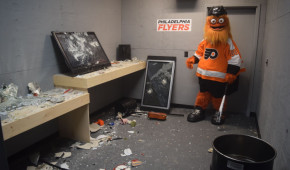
[0,0,121,96]
[121,0,267,110]
[121,0,290,168]
[257,0,290,169]
[121,0,204,105]
[0,0,122,155]
[1,0,290,167]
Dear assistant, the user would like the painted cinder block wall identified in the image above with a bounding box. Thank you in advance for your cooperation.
[1,0,290,168]
[121,0,290,169]
[257,0,290,169]
[0,0,122,155]
[121,0,267,115]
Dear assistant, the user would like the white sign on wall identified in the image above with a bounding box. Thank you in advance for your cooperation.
[157,19,191,31]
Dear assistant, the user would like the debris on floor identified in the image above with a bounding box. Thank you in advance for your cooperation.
[54,152,71,158]
[114,164,131,170]
[27,163,54,170]
[75,142,92,150]
[60,162,69,169]
[72,134,112,150]
[130,159,143,167]
[108,122,115,126]
[117,115,138,130]
[120,118,129,124]
[208,148,213,153]
[130,120,136,127]
[7,101,259,170]
[50,162,57,165]
[96,134,111,143]
[96,119,105,126]
[89,123,101,132]
[121,148,133,156]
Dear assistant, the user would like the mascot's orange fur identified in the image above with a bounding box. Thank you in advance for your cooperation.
[204,14,232,46]
[186,6,244,125]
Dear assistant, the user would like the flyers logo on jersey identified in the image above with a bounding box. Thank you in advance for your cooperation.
[204,48,218,59]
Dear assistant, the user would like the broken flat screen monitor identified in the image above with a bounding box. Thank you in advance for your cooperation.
[52,32,111,75]
[141,56,176,113]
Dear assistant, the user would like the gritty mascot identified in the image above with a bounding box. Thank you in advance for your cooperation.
[186,6,244,125]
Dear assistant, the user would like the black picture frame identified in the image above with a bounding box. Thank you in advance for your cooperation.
[141,56,176,113]
[52,31,111,75]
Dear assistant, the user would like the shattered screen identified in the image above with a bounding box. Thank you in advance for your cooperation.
[52,32,111,75]
[142,60,175,109]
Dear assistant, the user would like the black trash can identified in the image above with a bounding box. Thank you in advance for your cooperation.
[211,134,276,170]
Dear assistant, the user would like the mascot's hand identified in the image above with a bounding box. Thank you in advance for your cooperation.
[225,73,237,84]
[186,56,195,69]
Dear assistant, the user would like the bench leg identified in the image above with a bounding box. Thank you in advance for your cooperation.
[58,104,90,143]
[0,118,9,170]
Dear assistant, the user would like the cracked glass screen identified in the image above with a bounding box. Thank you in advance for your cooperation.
[142,60,174,109]
[52,32,111,74]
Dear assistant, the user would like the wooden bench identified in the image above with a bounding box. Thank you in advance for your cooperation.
[1,90,90,143]
[1,61,145,144]
[53,61,146,90]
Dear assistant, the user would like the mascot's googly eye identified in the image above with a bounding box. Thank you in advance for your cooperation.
[210,18,216,24]
[218,18,224,24]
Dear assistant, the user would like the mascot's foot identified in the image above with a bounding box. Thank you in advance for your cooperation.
[187,106,205,122]
[211,111,226,125]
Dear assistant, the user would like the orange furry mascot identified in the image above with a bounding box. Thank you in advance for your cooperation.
[186,6,243,125]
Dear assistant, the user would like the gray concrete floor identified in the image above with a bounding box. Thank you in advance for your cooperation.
[8,106,258,170]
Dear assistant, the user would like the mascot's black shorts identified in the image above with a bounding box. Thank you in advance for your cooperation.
[198,77,239,98]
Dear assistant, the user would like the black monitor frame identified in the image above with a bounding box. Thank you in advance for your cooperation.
[52,31,111,75]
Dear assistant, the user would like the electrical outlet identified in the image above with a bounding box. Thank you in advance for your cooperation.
[184,51,188,57]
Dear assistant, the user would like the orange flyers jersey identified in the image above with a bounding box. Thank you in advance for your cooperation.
[194,38,242,83]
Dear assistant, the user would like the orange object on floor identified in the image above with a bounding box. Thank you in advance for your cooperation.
[148,112,167,120]
[96,119,104,126]
[131,159,143,166]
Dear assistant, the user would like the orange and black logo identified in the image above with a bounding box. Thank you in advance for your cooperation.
[230,48,239,57]
[205,48,218,59]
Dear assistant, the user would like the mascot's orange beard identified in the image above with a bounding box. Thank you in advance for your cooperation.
[204,15,232,46]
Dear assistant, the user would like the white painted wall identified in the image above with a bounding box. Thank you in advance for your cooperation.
[0,0,122,155]
[257,0,290,169]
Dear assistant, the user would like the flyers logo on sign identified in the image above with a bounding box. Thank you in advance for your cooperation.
[157,19,191,31]
[204,48,218,59]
